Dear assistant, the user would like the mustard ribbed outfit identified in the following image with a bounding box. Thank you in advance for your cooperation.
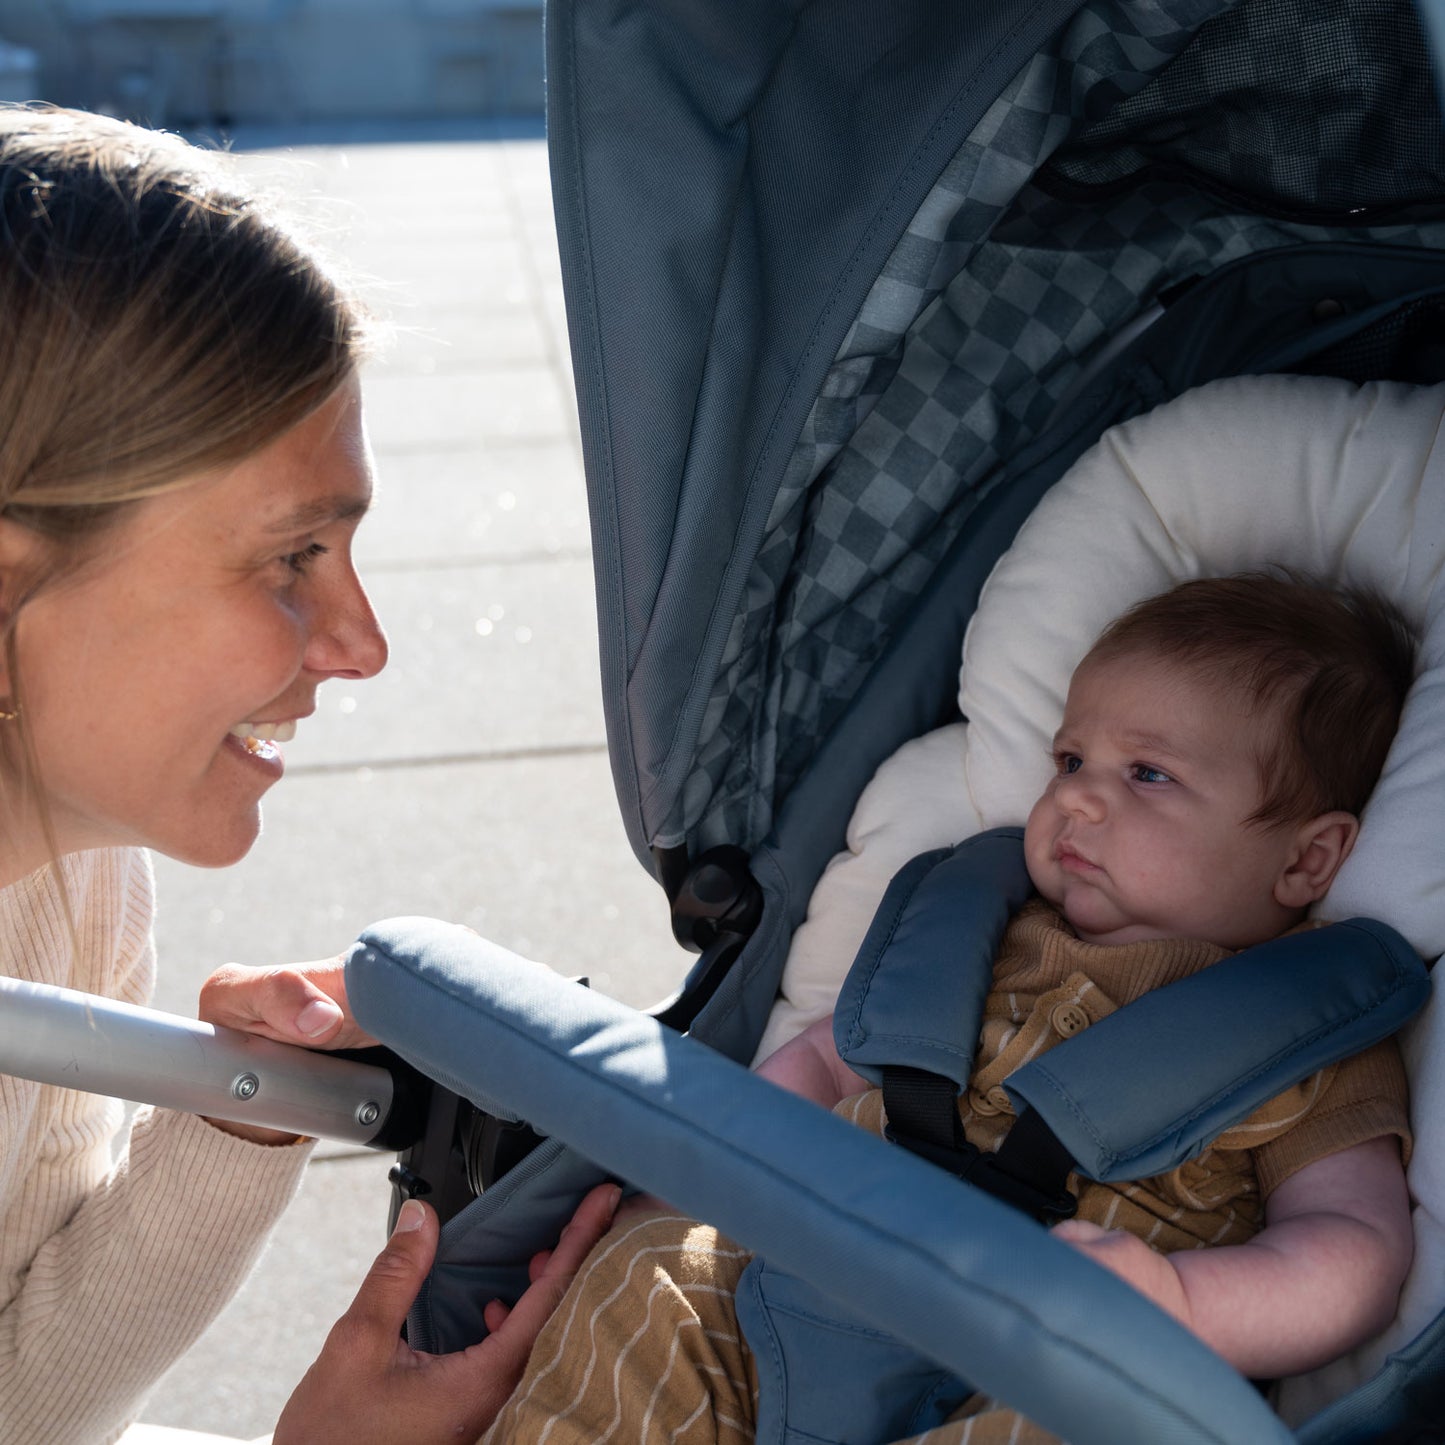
[482,901,1410,1445]
[0,848,313,1445]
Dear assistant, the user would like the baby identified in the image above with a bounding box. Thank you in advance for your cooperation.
[479,572,1417,1445]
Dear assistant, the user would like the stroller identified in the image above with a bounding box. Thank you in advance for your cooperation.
[5,0,1445,1440]
[337,0,1445,1438]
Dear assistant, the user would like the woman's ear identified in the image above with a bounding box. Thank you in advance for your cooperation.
[1274,811,1360,909]
[0,516,44,598]
[0,517,50,694]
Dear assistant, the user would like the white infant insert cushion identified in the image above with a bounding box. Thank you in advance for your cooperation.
[755,372,1445,1419]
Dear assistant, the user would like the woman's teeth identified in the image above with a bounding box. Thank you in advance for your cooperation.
[230,721,296,757]
[230,721,297,744]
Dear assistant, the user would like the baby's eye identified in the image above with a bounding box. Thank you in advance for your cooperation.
[1129,764,1173,785]
[1054,752,1082,775]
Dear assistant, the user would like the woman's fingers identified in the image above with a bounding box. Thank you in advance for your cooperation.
[335,1198,438,1355]
[198,958,375,1049]
[1050,1218,1109,1245]
[272,1201,444,1444]
[275,1185,622,1445]
[482,1183,621,1366]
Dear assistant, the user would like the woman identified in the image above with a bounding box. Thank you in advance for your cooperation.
[0,104,614,1445]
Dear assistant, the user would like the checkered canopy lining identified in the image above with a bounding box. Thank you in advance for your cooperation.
[1048,0,1445,215]
[671,0,1445,855]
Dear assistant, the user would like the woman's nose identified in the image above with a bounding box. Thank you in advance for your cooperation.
[305,567,389,680]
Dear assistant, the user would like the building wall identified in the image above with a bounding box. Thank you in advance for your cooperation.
[0,0,545,126]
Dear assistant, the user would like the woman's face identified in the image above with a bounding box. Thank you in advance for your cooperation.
[1,380,388,878]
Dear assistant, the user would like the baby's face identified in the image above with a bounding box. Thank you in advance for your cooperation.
[1023,652,1304,949]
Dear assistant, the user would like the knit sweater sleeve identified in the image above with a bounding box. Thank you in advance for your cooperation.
[0,849,314,1445]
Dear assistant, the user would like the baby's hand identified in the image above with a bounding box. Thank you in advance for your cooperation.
[1051,1219,1191,1329]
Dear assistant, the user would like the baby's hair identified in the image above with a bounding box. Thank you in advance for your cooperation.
[0,105,368,868]
[1084,572,1416,826]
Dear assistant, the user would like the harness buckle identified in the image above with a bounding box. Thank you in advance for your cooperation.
[884,1121,1077,1224]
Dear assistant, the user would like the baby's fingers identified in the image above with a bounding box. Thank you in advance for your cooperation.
[1051,1219,1110,1245]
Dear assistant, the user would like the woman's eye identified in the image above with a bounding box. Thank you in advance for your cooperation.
[1131,764,1172,785]
[280,542,328,576]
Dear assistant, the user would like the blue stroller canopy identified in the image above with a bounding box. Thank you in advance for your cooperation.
[549,0,1445,877]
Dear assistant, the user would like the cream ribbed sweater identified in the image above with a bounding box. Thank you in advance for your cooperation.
[0,848,313,1445]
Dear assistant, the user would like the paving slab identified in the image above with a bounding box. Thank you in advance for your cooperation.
[366,303,555,372]
[273,553,605,765]
[362,365,573,448]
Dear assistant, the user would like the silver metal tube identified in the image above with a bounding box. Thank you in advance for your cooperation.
[0,975,396,1146]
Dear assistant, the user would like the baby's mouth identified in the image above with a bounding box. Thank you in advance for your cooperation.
[229,720,297,761]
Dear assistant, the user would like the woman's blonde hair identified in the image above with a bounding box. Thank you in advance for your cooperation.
[0,105,367,853]
[0,105,364,531]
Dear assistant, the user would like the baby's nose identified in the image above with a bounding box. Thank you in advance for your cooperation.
[1056,771,1106,820]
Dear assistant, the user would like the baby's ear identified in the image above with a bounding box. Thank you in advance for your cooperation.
[1274,811,1360,909]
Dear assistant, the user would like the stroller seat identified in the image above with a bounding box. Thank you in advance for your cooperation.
[755,370,1445,1430]
[349,371,1445,1443]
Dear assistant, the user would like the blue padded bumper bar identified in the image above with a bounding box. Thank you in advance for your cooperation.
[347,918,1293,1445]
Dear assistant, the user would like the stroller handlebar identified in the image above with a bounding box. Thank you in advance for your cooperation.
[0,974,402,1147]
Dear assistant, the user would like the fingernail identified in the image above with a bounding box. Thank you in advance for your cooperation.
[297,999,343,1037]
[394,1199,426,1234]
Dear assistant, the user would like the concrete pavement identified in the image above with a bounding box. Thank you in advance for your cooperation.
[135,126,687,1439]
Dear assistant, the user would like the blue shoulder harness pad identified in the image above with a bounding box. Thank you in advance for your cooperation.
[832,829,1429,1184]
[834,827,1035,1087]
[1007,916,1428,1181]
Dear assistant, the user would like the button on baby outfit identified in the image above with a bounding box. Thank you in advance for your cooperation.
[1050,1002,1090,1037]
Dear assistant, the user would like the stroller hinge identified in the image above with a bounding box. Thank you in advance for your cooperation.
[667,845,763,953]
[648,847,762,1035]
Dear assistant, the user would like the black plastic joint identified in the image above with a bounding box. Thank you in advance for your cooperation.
[668,845,762,952]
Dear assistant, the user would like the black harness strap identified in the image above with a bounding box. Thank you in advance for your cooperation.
[882,1064,1077,1224]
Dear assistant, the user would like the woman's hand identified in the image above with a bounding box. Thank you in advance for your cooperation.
[198,954,375,1050]
[273,1183,622,1445]
[196,955,377,1144]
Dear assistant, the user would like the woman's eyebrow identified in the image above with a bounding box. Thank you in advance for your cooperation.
[264,494,372,533]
